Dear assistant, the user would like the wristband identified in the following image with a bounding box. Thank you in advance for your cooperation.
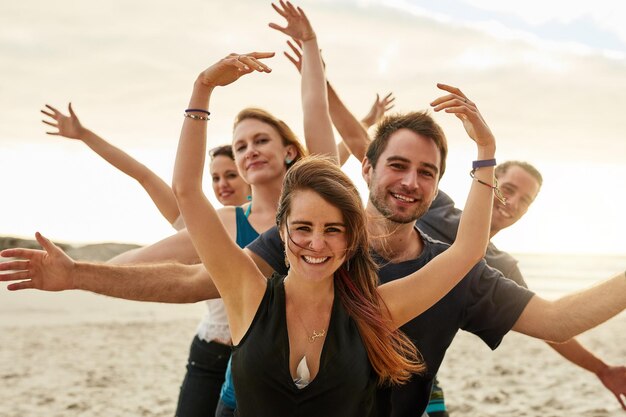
[185,108,211,116]
[472,159,496,169]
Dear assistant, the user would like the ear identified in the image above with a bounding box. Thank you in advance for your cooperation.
[284,144,297,164]
[362,157,373,186]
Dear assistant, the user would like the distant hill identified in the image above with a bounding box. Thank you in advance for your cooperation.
[0,237,141,262]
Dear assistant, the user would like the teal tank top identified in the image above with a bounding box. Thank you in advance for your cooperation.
[221,206,260,408]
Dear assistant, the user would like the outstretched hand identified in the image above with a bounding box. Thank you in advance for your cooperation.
[597,365,626,410]
[197,52,274,89]
[430,83,495,149]
[41,103,85,139]
[0,232,76,292]
[269,0,315,42]
[362,93,395,128]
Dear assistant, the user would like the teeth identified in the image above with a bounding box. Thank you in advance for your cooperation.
[303,256,328,264]
[392,193,416,203]
[498,207,512,219]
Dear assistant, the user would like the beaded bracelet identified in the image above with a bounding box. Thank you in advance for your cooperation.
[184,113,210,121]
[470,168,507,205]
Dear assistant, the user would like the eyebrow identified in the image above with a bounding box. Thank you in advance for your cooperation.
[289,220,346,227]
[501,183,535,202]
[386,156,439,175]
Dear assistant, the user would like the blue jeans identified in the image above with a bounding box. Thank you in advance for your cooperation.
[175,336,231,417]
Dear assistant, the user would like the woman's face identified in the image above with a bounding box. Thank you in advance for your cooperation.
[232,118,294,185]
[209,154,250,206]
[282,189,348,282]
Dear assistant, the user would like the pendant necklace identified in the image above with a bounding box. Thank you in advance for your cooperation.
[292,307,326,343]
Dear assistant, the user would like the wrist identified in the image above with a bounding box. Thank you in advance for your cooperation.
[194,76,216,92]
[79,128,95,142]
[594,362,610,377]
[476,144,496,160]
[301,33,317,43]
[69,260,82,290]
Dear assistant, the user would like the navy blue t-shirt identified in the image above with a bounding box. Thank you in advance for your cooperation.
[417,191,527,287]
[246,226,534,417]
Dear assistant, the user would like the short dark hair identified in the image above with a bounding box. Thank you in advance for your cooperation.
[366,111,448,179]
[495,160,543,188]
[209,145,234,161]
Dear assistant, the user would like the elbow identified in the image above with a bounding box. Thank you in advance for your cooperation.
[171,181,199,202]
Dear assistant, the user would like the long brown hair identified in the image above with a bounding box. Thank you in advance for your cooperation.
[275,156,425,385]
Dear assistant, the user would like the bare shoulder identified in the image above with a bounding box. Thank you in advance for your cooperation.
[216,206,238,240]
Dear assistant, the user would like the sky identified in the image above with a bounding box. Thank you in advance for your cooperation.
[1,0,625,254]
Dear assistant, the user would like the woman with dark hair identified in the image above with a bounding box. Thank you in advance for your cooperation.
[209,145,251,207]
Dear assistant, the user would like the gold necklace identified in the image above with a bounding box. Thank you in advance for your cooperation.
[292,306,326,343]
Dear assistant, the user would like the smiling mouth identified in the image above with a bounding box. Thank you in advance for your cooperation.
[497,207,512,219]
[303,255,330,264]
[391,193,417,203]
[246,161,266,170]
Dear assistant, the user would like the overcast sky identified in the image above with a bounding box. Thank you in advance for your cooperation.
[1,0,624,254]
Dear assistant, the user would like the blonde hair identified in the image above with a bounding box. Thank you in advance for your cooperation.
[233,108,306,168]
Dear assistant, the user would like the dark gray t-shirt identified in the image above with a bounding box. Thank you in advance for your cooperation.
[417,191,527,287]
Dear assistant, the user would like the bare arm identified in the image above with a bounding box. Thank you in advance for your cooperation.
[41,103,180,226]
[513,271,626,342]
[172,52,273,342]
[326,82,371,162]
[337,141,351,166]
[546,339,626,409]
[378,84,496,327]
[270,1,337,162]
[0,233,218,303]
[282,39,372,164]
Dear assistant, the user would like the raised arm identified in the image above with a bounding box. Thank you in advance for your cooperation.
[172,52,273,341]
[0,233,218,302]
[270,1,337,163]
[283,37,372,163]
[360,92,395,129]
[378,84,496,327]
[41,103,181,228]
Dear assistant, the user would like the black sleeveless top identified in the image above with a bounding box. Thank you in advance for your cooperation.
[231,274,377,417]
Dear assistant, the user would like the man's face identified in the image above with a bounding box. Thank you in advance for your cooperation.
[363,129,441,224]
[491,165,541,234]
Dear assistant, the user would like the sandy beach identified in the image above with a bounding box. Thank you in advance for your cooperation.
[1,287,624,417]
[1,240,625,416]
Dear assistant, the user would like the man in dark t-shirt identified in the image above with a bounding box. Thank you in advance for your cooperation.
[243,113,626,416]
[418,162,626,415]
[246,110,540,417]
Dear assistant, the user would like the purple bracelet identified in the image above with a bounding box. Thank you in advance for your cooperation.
[185,108,211,116]
[472,158,496,169]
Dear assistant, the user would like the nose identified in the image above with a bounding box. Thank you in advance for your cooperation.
[400,170,419,191]
[244,143,259,159]
[503,192,519,211]
[218,177,230,191]
[307,232,327,252]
